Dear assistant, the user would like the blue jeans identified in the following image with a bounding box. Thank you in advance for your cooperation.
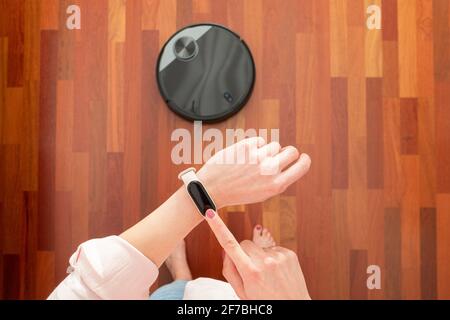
[149,280,188,300]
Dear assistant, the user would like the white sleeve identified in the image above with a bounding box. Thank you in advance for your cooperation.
[48,236,159,300]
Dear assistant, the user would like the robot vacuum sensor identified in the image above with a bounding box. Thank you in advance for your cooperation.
[156,24,256,122]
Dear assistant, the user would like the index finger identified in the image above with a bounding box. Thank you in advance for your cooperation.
[205,209,253,272]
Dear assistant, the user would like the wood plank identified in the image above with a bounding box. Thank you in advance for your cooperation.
[418,98,436,208]
[3,87,23,145]
[398,0,418,97]
[107,0,126,152]
[330,0,348,77]
[400,98,418,155]
[433,0,450,82]
[141,30,160,217]
[38,30,58,251]
[35,251,54,299]
[262,196,280,245]
[279,196,297,252]
[382,0,398,41]
[416,0,434,97]
[40,0,59,30]
[142,0,159,30]
[365,0,383,77]
[401,155,420,299]
[1,144,24,255]
[383,98,403,208]
[384,208,401,299]
[331,77,349,189]
[350,249,368,300]
[436,194,450,299]
[105,153,124,235]
[22,191,38,299]
[420,207,437,299]
[24,0,41,81]
[123,0,143,229]
[54,191,72,283]
[366,78,383,189]
[382,41,399,97]
[435,81,450,193]
[332,190,349,299]
[5,0,24,86]
[71,152,89,249]
[21,81,39,192]
[2,254,20,299]
[55,80,74,191]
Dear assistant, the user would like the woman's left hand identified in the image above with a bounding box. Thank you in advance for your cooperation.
[197,137,311,209]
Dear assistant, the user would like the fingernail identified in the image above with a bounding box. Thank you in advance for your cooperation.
[206,209,215,219]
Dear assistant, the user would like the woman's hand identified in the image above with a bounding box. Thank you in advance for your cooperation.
[197,137,311,209]
[205,209,311,300]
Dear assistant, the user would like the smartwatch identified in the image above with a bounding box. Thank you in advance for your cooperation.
[178,168,217,217]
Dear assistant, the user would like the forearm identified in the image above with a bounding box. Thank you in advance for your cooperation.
[120,186,204,267]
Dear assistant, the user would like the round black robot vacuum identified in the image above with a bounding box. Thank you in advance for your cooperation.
[156,24,256,122]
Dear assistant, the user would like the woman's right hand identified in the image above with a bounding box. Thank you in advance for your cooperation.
[205,209,311,300]
[197,137,311,209]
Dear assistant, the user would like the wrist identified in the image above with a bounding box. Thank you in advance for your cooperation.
[197,168,226,210]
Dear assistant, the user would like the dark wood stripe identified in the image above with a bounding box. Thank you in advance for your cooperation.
[331,77,348,189]
[400,98,418,155]
[420,207,437,299]
[382,41,399,98]
[366,78,384,189]
[86,0,108,239]
[23,191,38,299]
[3,254,20,299]
[435,81,450,193]
[38,30,58,251]
[384,207,401,299]
[382,0,398,41]
[350,249,368,300]
[5,0,24,87]
[433,0,450,81]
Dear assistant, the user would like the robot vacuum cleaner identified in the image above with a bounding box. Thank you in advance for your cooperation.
[156,24,256,122]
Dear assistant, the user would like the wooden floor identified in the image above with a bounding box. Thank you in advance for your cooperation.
[1,0,450,300]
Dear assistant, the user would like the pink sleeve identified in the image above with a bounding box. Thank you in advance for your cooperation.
[48,236,159,300]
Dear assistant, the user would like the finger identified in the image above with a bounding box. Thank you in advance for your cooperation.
[205,209,253,272]
[223,253,247,299]
[273,153,311,187]
[234,136,266,148]
[234,137,266,164]
[273,146,300,171]
[256,141,281,162]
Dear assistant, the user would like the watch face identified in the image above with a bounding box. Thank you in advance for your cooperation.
[186,181,216,216]
[156,24,255,122]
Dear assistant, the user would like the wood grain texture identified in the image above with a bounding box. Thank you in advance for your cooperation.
[0,0,449,300]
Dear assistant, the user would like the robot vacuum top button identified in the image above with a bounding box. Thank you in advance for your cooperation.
[173,36,199,61]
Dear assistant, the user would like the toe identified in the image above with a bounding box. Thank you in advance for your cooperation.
[253,225,262,240]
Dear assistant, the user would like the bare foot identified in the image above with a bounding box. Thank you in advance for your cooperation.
[252,225,276,249]
[165,240,192,281]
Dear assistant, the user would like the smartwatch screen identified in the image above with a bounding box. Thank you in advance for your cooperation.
[187,181,216,216]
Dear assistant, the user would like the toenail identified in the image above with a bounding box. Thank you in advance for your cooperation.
[256,225,261,230]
